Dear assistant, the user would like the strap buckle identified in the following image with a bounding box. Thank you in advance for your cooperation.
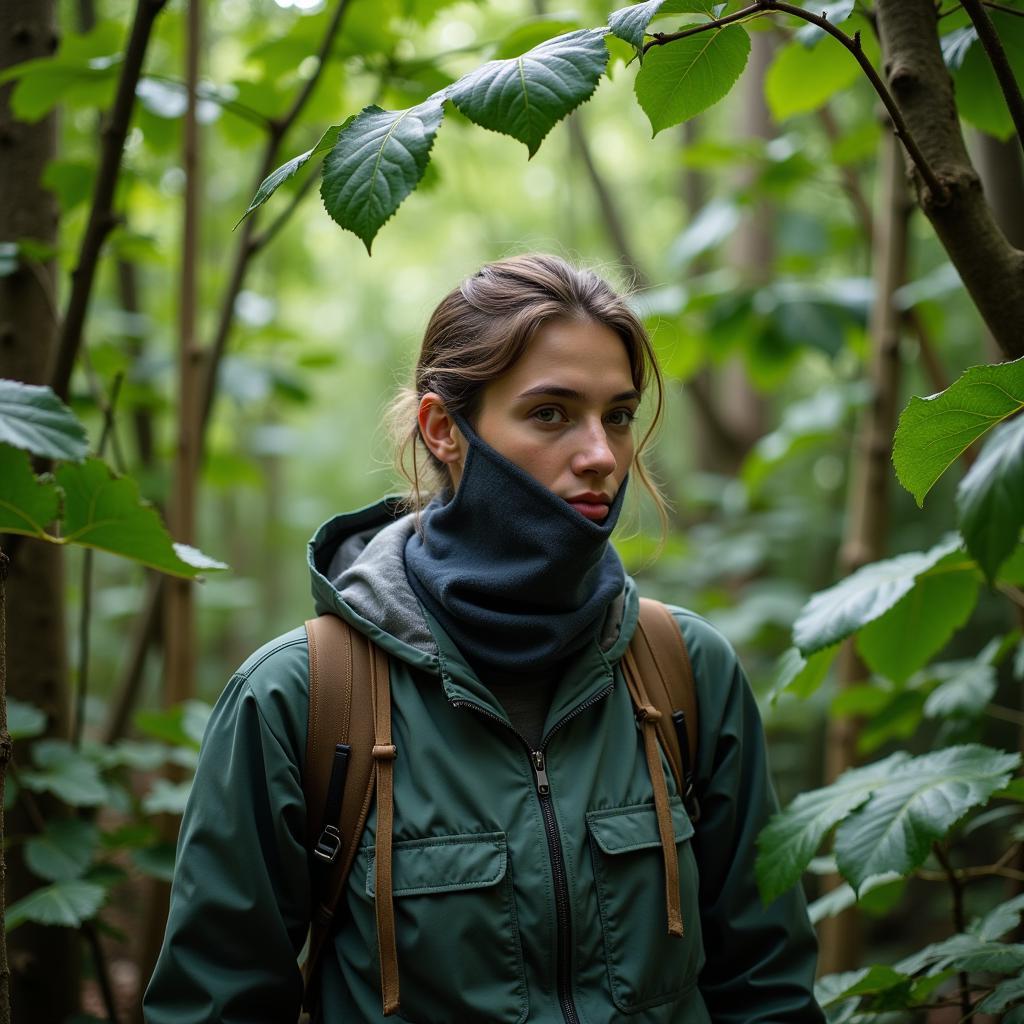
[313,824,342,864]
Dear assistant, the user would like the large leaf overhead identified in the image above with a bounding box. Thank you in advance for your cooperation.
[893,356,1024,506]
[956,415,1024,580]
[793,536,965,655]
[835,745,1020,890]
[448,28,609,156]
[0,379,88,461]
[320,96,444,252]
[635,25,750,134]
[56,459,228,577]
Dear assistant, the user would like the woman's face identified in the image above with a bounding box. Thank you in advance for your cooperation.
[457,318,639,523]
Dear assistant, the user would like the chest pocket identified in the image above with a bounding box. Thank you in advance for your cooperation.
[587,798,703,1014]
[366,831,528,1024]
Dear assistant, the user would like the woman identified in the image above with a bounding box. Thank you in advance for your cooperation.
[144,254,823,1023]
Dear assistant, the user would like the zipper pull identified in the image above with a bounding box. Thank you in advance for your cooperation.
[531,751,551,796]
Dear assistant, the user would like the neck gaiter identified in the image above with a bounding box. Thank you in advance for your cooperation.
[404,415,627,675]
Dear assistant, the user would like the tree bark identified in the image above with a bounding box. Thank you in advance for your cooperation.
[818,127,911,976]
[0,3,79,1020]
[875,0,1024,360]
[971,131,1024,363]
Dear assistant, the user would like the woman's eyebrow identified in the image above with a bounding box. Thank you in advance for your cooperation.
[517,384,641,402]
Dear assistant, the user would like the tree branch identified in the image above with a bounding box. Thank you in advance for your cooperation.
[876,0,1024,360]
[49,0,169,401]
[961,0,1024,160]
[197,0,354,441]
[983,1,1024,18]
[643,0,948,203]
[932,842,971,1020]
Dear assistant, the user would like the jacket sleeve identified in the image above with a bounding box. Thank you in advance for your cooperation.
[143,632,311,1024]
[673,609,824,1024]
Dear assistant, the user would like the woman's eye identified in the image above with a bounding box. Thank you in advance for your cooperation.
[533,407,565,424]
[607,409,636,427]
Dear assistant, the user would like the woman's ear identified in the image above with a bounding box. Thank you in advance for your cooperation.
[417,393,465,471]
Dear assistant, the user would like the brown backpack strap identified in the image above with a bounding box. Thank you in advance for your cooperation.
[621,598,701,940]
[632,598,699,820]
[302,615,383,1013]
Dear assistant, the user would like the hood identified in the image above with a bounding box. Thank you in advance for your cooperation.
[307,497,640,677]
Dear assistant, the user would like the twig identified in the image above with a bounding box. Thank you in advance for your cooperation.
[249,166,321,252]
[643,1,949,205]
[984,1,1024,17]
[932,842,971,1020]
[961,0,1024,159]
[82,921,121,1024]
[50,0,169,402]
[73,375,124,750]
[986,702,1024,727]
[998,584,1024,610]
[198,0,354,439]
[141,72,275,128]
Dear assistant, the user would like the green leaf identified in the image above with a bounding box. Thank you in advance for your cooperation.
[834,744,1021,890]
[56,458,228,577]
[5,879,106,930]
[132,842,177,882]
[972,893,1024,941]
[793,536,963,655]
[320,95,445,253]
[238,122,346,225]
[25,819,98,883]
[923,661,997,719]
[978,975,1024,1015]
[806,872,903,924]
[134,700,211,749]
[7,698,47,740]
[42,158,97,214]
[635,25,750,134]
[941,25,977,69]
[1000,546,1024,586]
[449,29,608,156]
[956,415,1024,579]
[20,740,107,807]
[0,445,60,537]
[953,15,1024,140]
[769,644,837,702]
[765,35,859,120]
[142,779,193,815]
[855,557,979,683]
[998,777,1024,802]
[0,379,89,461]
[892,357,1024,506]
[756,752,910,904]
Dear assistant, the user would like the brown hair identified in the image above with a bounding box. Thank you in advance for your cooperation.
[388,253,667,527]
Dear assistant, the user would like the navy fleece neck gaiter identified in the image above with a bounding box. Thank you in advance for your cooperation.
[404,415,627,675]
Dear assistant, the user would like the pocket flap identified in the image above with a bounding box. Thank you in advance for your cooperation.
[586,799,694,855]
[366,831,508,898]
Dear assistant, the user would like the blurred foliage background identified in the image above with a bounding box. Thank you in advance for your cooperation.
[1,0,1023,1019]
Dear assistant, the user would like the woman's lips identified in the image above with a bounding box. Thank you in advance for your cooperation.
[568,499,610,521]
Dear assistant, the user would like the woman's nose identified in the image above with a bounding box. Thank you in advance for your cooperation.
[572,421,617,477]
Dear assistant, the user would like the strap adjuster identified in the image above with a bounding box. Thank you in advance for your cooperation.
[314,824,342,863]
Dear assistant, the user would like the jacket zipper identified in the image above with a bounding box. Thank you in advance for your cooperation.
[451,682,613,1024]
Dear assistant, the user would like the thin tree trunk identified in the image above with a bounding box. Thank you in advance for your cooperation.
[0,551,12,1024]
[874,0,1024,359]
[971,131,1024,363]
[817,127,911,976]
[0,4,80,1019]
[137,1,204,1013]
[720,30,774,461]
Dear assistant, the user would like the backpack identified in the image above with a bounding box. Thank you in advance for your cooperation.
[300,597,699,1019]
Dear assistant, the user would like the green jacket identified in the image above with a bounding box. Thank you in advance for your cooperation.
[145,500,823,1024]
